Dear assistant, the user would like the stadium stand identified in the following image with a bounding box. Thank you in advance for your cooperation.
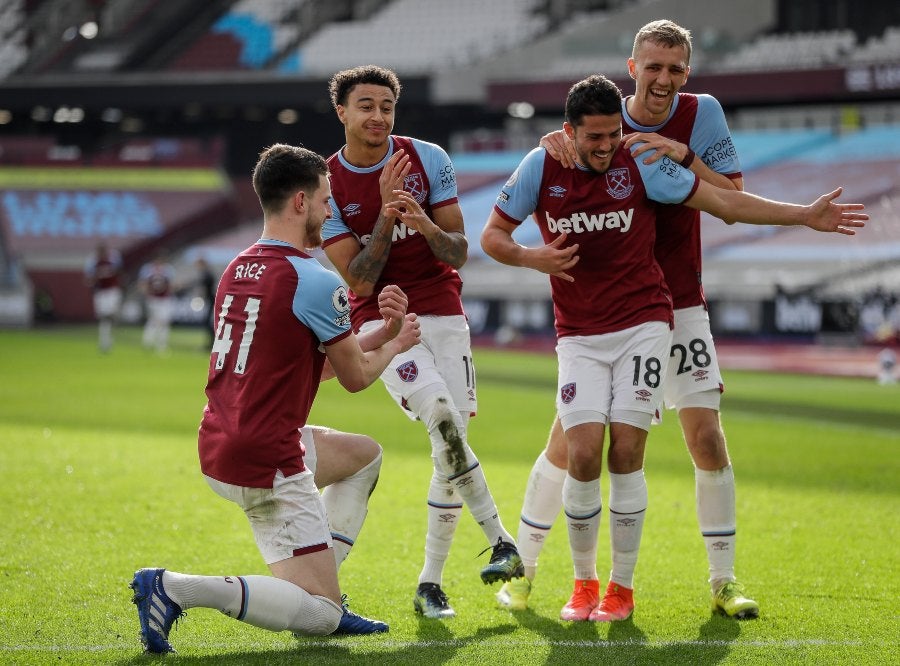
[0,0,897,341]
[713,30,857,72]
[287,0,550,76]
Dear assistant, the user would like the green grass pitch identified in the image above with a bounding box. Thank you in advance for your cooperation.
[1,325,898,665]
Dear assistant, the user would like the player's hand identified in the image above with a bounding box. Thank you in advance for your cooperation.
[377,284,409,338]
[805,187,868,234]
[540,130,577,169]
[528,232,580,281]
[623,132,688,165]
[384,189,434,233]
[393,313,421,353]
[379,149,411,210]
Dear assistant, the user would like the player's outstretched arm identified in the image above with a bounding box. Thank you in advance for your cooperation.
[686,183,867,234]
[481,211,580,281]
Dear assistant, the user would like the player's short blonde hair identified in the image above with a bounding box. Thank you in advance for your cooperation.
[633,19,692,64]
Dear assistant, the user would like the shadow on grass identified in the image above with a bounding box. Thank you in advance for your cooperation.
[113,613,741,665]
[506,607,742,665]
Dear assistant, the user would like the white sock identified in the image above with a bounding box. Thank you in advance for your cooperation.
[608,469,647,589]
[408,390,513,546]
[419,468,462,586]
[322,452,382,568]
[518,452,566,580]
[696,464,737,589]
[160,572,342,635]
[98,320,112,349]
[562,474,601,581]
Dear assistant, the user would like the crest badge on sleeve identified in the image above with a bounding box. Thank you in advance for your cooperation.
[404,173,427,203]
[331,285,350,314]
[605,168,634,200]
[560,382,576,404]
[396,360,419,382]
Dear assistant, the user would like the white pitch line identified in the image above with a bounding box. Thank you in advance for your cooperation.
[2,638,888,652]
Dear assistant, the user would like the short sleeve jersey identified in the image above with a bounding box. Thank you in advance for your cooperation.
[198,240,352,488]
[622,93,742,309]
[139,262,175,298]
[322,135,464,331]
[85,250,122,290]
[493,145,700,337]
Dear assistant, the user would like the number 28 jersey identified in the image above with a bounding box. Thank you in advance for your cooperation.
[198,240,352,488]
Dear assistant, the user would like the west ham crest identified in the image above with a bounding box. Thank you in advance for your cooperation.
[605,167,634,200]
[404,173,427,203]
[560,382,576,404]
[396,360,419,382]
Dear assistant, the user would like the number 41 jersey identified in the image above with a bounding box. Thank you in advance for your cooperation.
[198,240,352,488]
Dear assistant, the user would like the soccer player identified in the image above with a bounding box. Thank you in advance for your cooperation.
[130,144,421,653]
[481,74,865,623]
[321,65,523,619]
[137,253,177,353]
[84,242,123,352]
[498,19,766,620]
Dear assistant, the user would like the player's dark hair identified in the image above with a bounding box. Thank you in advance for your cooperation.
[633,19,692,63]
[328,65,402,109]
[565,75,623,127]
[252,144,328,215]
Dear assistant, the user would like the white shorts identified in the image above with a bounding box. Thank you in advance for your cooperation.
[359,314,477,420]
[145,296,173,323]
[299,425,319,474]
[204,468,332,565]
[556,321,672,431]
[662,306,724,411]
[93,287,122,319]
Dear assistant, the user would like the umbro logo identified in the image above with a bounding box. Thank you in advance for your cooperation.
[617,518,636,527]
[634,389,652,402]
[343,203,361,216]
[711,541,730,551]
[692,369,709,380]
[548,185,566,198]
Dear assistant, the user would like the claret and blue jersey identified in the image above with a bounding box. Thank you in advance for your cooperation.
[322,135,465,330]
[494,140,699,338]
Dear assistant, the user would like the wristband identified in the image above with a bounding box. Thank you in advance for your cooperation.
[679,148,696,168]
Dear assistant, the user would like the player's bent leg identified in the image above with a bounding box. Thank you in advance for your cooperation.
[305,426,383,568]
[406,387,521,584]
[132,564,346,654]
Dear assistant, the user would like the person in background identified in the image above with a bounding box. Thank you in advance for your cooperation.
[130,143,421,653]
[138,253,177,353]
[84,242,123,352]
[195,256,217,350]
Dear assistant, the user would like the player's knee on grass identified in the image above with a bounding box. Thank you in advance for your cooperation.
[288,594,342,636]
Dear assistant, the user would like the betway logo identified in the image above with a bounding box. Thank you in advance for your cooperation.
[545,209,633,234]
[360,222,418,245]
